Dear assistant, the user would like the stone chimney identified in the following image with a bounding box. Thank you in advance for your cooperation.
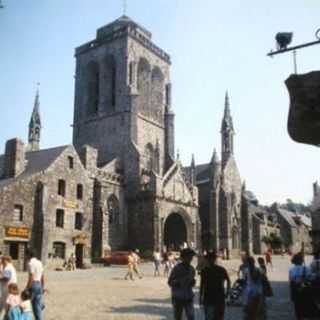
[78,145,98,173]
[4,138,25,178]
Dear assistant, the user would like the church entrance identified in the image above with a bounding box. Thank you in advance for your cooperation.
[164,213,187,251]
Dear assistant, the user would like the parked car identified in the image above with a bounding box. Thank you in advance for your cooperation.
[103,251,129,266]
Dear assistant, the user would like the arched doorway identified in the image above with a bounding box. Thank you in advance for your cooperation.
[164,213,187,250]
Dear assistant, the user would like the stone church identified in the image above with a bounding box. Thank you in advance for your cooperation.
[184,93,242,257]
[0,15,246,270]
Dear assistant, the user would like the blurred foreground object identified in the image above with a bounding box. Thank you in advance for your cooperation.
[286,71,320,146]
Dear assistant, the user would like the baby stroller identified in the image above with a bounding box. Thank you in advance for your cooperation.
[227,279,246,306]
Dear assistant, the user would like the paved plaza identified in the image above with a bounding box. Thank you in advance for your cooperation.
[18,256,296,320]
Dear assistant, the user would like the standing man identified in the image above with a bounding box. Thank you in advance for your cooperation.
[25,249,44,320]
[168,248,196,320]
[200,251,231,320]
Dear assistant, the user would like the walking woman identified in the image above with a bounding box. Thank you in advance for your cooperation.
[242,256,265,320]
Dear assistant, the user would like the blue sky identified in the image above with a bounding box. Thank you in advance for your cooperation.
[1,0,320,204]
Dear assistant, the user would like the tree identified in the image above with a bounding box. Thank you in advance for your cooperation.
[261,233,282,250]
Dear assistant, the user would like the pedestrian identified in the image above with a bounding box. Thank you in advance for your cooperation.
[1,256,17,286]
[238,251,249,280]
[265,249,273,271]
[67,253,76,271]
[200,251,231,320]
[25,249,45,320]
[0,256,18,320]
[257,257,267,276]
[242,256,265,320]
[289,253,318,320]
[5,283,21,320]
[20,289,33,320]
[132,249,143,279]
[163,252,170,277]
[153,250,162,277]
[168,248,196,320]
[124,250,135,280]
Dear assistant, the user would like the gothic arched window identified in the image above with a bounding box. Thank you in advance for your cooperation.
[137,58,151,115]
[107,195,120,225]
[86,61,100,116]
[151,66,164,122]
[145,143,154,171]
[104,55,117,110]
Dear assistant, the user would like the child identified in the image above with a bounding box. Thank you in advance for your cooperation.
[20,290,33,320]
[5,283,21,320]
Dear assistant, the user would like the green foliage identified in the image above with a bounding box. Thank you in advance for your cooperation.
[261,233,282,249]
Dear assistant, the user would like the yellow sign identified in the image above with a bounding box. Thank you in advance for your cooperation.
[63,200,78,209]
[5,227,30,239]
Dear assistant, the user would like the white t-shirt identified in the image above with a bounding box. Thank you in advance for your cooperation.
[3,263,17,285]
[21,300,32,313]
[28,258,43,282]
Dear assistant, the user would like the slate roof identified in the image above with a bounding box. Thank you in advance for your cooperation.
[243,190,258,203]
[277,208,297,228]
[0,145,69,187]
[298,214,312,228]
[183,163,217,184]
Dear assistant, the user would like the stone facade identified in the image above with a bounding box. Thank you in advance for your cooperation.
[276,208,312,253]
[0,16,201,270]
[0,143,93,270]
[184,94,243,257]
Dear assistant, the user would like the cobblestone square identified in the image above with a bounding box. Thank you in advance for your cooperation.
[16,256,296,320]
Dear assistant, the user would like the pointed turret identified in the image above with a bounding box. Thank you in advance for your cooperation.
[190,154,196,185]
[210,148,219,165]
[28,88,42,151]
[221,91,235,166]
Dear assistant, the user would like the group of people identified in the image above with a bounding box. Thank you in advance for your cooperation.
[167,248,273,320]
[0,250,44,320]
[153,250,178,277]
[124,250,143,280]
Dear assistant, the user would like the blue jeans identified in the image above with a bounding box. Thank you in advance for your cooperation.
[31,281,43,320]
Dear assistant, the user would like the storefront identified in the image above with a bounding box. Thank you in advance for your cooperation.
[4,226,30,271]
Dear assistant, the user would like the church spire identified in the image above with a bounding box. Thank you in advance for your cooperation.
[221,91,234,166]
[28,87,42,152]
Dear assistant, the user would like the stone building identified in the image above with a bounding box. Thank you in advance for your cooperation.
[0,15,200,269]
[72,15,199,255]
[184,93,242,257]
[276,208,312,253]
[241,188,280,254]
[0,15,267,269]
